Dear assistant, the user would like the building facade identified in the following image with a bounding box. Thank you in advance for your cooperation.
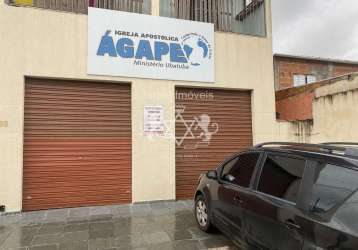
[0,0,276,212]
[274,54,358,90]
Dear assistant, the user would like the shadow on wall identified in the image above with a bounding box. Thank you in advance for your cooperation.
[276,120,313,143]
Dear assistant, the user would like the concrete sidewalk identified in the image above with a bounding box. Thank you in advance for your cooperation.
[0,200,236,250]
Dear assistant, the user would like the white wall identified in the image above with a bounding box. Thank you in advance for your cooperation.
[311,74,358,143]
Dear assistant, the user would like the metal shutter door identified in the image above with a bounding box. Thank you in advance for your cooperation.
[175,88,253,200]
[23,78,131,211]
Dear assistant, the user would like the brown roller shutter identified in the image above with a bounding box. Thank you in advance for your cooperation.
[175,88,253,200]
[23,78,131,211]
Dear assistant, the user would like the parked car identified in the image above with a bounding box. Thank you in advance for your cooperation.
[194,142,358,250]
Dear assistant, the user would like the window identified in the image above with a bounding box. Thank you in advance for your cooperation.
[221,152,260,188]
[8,0,151,14]
[310,163,358,214]
[293,74,306,87]
[160,0,266,36]
[306,75,317,84]
[258,154,306,204]
[293,74,317,87]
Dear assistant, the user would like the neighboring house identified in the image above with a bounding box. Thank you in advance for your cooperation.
[276,72,358,143]
[0,0,276,213]
[274,54,358,90]
[275,79,326,121]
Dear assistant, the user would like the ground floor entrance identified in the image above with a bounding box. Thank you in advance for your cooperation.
[175,88,253,200]
[21,80,254,211]
[23,78,132,211]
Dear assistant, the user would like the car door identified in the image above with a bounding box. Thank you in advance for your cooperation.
[214,151,261,247]
[300,160,358,250]
[243,152,306,250]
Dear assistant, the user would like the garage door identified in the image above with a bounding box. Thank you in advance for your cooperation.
[175,88,253,200]
[23,78,131,211]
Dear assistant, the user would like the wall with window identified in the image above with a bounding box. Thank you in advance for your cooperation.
[274,55,358,90]
[293,74,316,87]
[0,0,275,212]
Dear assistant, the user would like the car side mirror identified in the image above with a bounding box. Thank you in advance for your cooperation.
[206,170,217,180]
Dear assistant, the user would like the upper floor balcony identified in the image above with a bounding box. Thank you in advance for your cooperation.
[161,0,266,37]
[5,0,152,14]
[5,0,267,37]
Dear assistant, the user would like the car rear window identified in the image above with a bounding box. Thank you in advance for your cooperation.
[310,163,358,214]
[258,154,306,204]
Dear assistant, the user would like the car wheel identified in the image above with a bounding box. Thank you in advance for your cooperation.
[195,195,214,233]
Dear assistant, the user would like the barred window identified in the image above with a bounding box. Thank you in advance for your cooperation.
[160,0,266,36]
[8,0,151,14]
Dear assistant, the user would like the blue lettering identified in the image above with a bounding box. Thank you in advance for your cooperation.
[170,43,188,63]
[154,41,169,61]
[97,36,190,65]
[116,38,134,58]
[97,30,117,57]
[135,40,154,60]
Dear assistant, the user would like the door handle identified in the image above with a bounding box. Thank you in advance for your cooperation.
[234,195,243,204]
[284,220,301,230]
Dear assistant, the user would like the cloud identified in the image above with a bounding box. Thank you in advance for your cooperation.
[272,0,358,61]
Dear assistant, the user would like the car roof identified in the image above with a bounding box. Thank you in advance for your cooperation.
[247,142,358,170]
